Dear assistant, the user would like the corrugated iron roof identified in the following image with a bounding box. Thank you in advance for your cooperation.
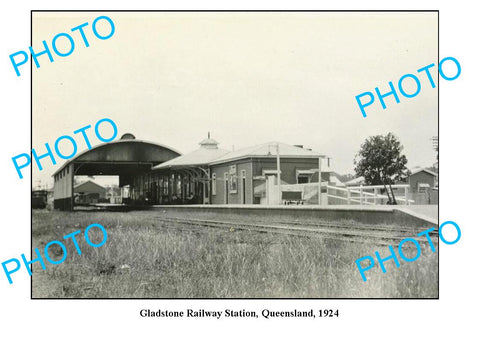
[410,168,438,177]
[73,180,105,191]
[52,139,182,177]
[210,142,325,165]
[153,147,230,169]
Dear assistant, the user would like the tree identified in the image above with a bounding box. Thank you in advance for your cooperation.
[354,133,409,204]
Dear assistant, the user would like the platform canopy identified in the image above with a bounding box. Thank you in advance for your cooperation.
[52,134,183,210]
[53,136,181,177]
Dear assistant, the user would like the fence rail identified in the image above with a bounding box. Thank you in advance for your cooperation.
[326,184,413,205]
[275,182,414,206]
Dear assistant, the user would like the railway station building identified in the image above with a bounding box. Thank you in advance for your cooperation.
[52,133,331,210]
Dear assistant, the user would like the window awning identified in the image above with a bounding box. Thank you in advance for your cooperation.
[297,170,316,175]
[418,183,431,188]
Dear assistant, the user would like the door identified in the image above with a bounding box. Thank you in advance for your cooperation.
[241,170,246,204]
[242,177,246,204]
[225,172,229,204]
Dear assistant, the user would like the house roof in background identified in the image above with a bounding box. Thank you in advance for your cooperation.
[74,180,105,192]
[329,174,345,187]
[410,168,438,177]
[345,176,365,186]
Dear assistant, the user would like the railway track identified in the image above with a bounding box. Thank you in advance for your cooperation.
[268,219,434,234]
[156,216,438,247]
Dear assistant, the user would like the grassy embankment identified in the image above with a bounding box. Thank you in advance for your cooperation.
[32,210,438,298]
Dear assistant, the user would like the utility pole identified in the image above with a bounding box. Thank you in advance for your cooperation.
[276,143,281,205]
[431,136,438,171]
[431,136,438,155]
[318,157,322,205]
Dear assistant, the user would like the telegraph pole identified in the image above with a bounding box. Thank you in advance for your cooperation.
[318,157,322,205]
[276,143,281,205]
[431,136,438,171]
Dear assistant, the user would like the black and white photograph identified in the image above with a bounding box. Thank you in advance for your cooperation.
[31,11,438,298]
[1,1,478,338]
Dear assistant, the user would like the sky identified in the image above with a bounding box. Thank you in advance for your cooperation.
[32,11,438,188]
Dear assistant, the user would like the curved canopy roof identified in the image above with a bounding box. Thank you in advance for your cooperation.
[53,139,181,176]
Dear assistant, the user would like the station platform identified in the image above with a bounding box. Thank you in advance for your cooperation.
[150,204,438,228]
[394,205,438,224]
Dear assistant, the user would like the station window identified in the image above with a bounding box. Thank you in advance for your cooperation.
[297,174,310,184]
[66,166,69,174]
[417,183,430,193]
[296,170,314,184]
[229,174,237,193]
[212,173,217,195]
[229,165,237,193]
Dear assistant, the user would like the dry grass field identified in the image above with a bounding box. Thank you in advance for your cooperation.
[31,209,438,298]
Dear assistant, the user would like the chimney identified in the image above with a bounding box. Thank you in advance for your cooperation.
[294,144,303,148]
